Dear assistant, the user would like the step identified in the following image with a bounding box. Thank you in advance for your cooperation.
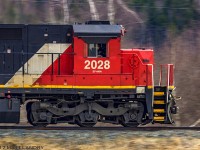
[153,100,165,104]
[154,86,167,92]
[153,109,165,113]
[154,92,165,96]
[153,116,165,121]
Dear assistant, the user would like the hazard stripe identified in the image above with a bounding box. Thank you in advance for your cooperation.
[154,92,165,96]
[168,86,175,90]
[153,100,165,104]
[154,116,165,121]
[153,109,165,113]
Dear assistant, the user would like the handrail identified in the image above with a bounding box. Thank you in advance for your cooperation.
[159,64,174,87]
[146,64,154,88]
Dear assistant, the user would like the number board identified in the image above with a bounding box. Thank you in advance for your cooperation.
[84,60,110,73]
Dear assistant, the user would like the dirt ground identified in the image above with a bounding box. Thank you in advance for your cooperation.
[0,130,199,150]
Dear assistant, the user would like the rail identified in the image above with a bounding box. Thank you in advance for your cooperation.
[0,126,199,131]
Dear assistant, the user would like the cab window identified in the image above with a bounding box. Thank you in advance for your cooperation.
[88,43,106,58]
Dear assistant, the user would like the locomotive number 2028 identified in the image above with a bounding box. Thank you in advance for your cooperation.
[84,60,110,70]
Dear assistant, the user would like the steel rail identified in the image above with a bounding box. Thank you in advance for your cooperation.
[0,126,199,131]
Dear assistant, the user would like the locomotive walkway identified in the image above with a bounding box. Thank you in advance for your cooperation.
[0,126,199,131]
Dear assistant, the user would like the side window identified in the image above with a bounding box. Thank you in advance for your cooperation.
[88,43,107,58]
[88,44,97,57]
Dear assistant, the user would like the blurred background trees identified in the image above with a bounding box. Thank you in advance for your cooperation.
[130,0,200,46]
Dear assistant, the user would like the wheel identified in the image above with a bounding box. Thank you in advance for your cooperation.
[120,119,139,127]
[76,111,99,127]
[26,102,48,127]
[76,120,96,127]
[120,111,139,127]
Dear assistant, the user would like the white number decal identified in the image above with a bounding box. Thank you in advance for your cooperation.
[97,60,104,69]
[91,60,97,69]
[84,60,110,70]
[84,60,90,69]
[104,60,110,69]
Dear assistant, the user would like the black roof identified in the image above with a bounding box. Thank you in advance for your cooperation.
[73,25,121,37]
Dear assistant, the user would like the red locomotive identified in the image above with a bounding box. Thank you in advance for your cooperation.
[0,21,178,127]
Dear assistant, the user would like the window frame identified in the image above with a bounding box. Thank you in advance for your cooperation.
[86,43,108,58]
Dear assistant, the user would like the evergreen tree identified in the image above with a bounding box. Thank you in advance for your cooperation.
[131,0,199,46]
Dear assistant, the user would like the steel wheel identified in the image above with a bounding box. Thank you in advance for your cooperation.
[27,103,48,127]
[76,111,99,127]
[120,111,139,127]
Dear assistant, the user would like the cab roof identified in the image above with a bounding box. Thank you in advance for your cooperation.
[73,24,121,37]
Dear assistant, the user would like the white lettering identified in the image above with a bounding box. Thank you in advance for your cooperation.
[84,60,110,70]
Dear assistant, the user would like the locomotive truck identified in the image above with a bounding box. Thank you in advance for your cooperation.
[0,21,178,127]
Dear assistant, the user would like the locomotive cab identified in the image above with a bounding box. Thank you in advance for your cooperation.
[73,22,122,75]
